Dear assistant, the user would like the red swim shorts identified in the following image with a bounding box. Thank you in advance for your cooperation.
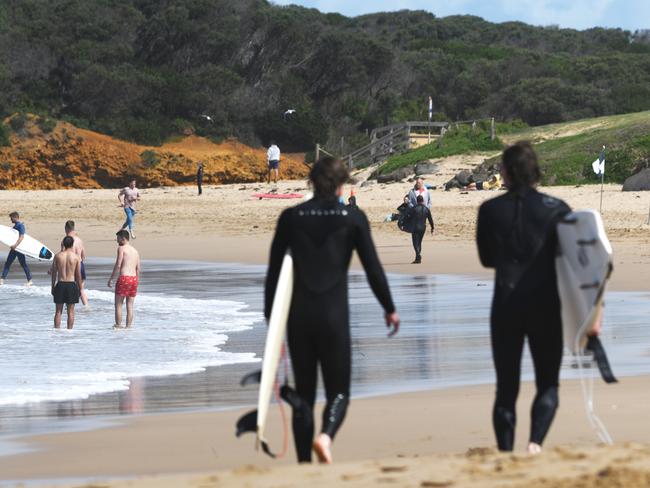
[116,275,138,298]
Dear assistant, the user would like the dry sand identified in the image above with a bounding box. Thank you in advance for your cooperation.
[1,180,649,487]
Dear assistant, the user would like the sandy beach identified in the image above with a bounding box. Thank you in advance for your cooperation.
[1,179,649,487]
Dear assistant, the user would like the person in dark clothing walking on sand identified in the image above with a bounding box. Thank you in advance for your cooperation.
[476,141,598,455]
[264,156,400,464]
[197,162,204,196]
[407,195,434,264]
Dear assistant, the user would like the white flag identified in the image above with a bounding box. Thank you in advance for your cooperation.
[592,148,605,176]
[428,96,433,121]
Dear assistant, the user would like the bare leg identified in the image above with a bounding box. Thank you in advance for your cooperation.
[125,296,135,327]
[54,303,63,329]
[274,168,279,183]
[267,169,271,184]
[114,294,124,328]
[67,303,75,329]
[80,281,89,306]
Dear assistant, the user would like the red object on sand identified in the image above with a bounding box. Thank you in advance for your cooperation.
[252,193,304,199]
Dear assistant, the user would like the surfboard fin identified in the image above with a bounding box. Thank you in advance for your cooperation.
[240,370,262,386]
[586,336,618,384]
[236,409,258,438]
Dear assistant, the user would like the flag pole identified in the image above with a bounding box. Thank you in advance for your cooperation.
[599,171,604,214]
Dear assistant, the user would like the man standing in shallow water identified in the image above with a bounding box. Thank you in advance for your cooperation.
[108,230,141,328]
[61,220,89,306]
[51,236,82,329]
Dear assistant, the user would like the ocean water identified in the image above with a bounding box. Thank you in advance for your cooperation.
[0,259,649,437]
[0,260,261,406]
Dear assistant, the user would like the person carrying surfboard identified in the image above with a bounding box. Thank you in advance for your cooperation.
[476,141,600,455]
[0,212,33,287]
[265,156,400,464]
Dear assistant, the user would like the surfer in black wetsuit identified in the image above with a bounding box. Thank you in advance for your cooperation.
[265,157,400,464]
[476,141,571,454]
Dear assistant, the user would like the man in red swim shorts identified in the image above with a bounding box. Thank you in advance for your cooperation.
[107,230,141,328]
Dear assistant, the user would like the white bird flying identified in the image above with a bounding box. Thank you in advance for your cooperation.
[283,109,296,120]
[200,114,213,122]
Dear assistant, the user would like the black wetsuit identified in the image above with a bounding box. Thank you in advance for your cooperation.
[407,205,434,261]
[197,166,203,195]
[265,197,395,462]
[476,186,570,451]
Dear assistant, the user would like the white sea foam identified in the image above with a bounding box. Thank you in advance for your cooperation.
[0,282,262,406]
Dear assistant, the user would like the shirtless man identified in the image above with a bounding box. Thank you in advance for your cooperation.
[107,230,141,328]
[118,179,141,239]
[51,236,82,329]
[54,221,89,306]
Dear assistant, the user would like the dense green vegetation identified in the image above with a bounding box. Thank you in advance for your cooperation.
[2,1,650,154]
[379,125,503,175]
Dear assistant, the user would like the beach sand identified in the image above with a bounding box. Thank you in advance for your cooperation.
[1,181,649,486]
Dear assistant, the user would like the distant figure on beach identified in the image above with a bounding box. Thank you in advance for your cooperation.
[51,236,82,329]
[107,230,141,328]
[118,179,140,239]
[265,156,399,464]
[197,162,204,196]
[408,177,431,208]
[61,220,88,306]
[406,195,434,264]
[477,141,577,455]
[0,211,33,286]
[267,141,280,184]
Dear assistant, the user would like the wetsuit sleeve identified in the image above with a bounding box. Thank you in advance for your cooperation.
[427,209,434,231]
[264,209,291,319]
[476,203,495,268]
[354,211,395,314]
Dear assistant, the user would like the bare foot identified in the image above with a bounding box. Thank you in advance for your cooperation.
[113,324,123,329]
[527,442,542,455]
[313,433,333,464]
[25,280,33,287]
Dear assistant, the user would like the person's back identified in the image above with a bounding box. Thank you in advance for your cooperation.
[476,141,573,456]
[477,186,569,315]
[119,244,140,277]
[410,205,432,233]
[54,249,80,282]
[264,157,397,464]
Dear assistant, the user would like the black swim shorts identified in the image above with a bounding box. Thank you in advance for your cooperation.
[53,281,80,305]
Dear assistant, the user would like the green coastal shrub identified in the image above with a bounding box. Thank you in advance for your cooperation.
[140,150,161,168]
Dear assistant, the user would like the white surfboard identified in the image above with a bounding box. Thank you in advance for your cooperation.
[555,210,612,354]
[556,209,616,444]
[0,225,53,261]
[256,252,294,449]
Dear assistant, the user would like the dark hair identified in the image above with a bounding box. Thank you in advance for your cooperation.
[501,141,541,189]
[9,211,19,219]
[416,195,424,203]
[309,157,349,197]
[65,220,75,231]
[62,235,74,249]
[269,140,275,146]
[116,230,130,240]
